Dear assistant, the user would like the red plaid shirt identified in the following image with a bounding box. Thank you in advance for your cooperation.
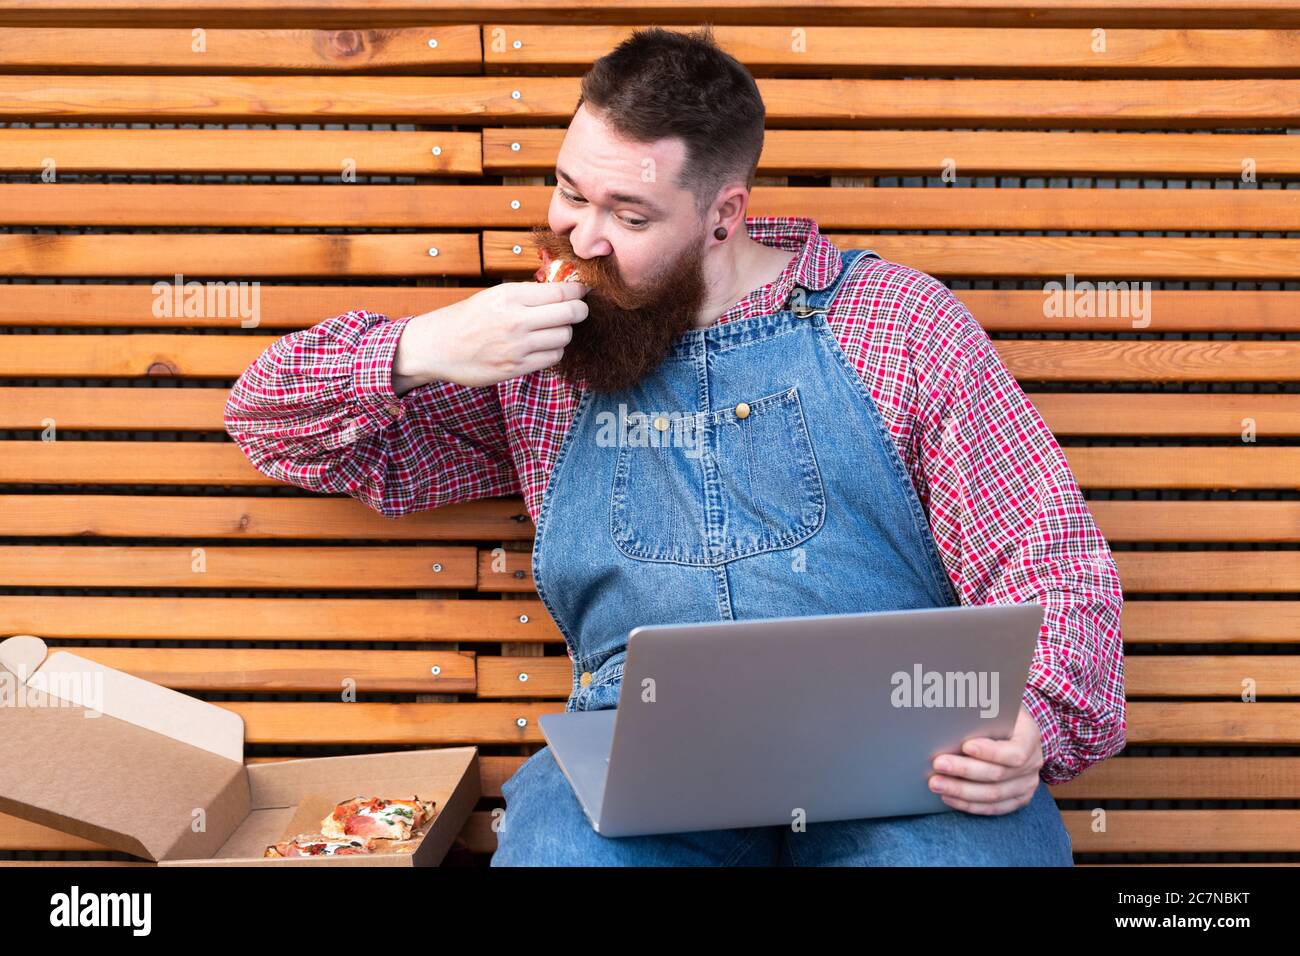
[225,215,1126,786]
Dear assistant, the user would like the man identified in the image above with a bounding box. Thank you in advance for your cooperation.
[225,26,1124,866]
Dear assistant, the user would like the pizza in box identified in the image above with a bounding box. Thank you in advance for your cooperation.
[264,795,438,858]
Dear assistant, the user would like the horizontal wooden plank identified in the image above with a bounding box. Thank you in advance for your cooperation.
[487,232,1300,279]
[478,654,571,698]
[3,335,269,377]
[12,127,1296,179]
[1063,447,1300,489]
[1122,601,1299,644]
[0,75,582,124]
[1079,862,1298,866]
[0,283,465,329]
[15,698,1294,748]
[776,74,1300,130]
[0,128,482,175]
[9,184,1300,232]
[1063,810,1300,852]
[1090,502,1300,543]
[0,25,481,72]
[0,441,279,484]
[227,700,561,745]
[957,290,1300,333]
[486,24,1300,76]
[1116,552,1300,593]
[483,547,1299,594]
[1,387,230,428]
[486,127,1300,178]
[0,232,480,277]
[1029,394,1300,437]
[0,545,478,588]
[1129,701,1300,745]
[0,595,1289,648]
[0,596,1284,647]
[996,341,1300,382]
[5,1,1300,32]
[48,646,477,693]
[2,442,1296,492]
[4,284,1295,333]
[0,494,535,539]
[0,594,559,642]
[477,653,1300,699]
[0,492,1292,545]
[4,75,1299,127]
[6,389,1300,438]
[1052,756,1300,800]
[1125,657,1300,697]
[5,336,1296,381]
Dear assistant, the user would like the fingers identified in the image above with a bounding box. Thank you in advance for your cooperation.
[935,791,1035,816]
[515,347,566,376]
[931,751,1015,783]
[522,297,589,331]
[957,734,1035,769]
[509,279,592,306]
[524,325,574,355]
[927,771,1038,813]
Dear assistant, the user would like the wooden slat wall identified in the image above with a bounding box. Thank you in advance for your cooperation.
[0,4,1297,866]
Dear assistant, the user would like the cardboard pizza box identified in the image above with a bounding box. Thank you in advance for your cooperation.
[0,634,480,866]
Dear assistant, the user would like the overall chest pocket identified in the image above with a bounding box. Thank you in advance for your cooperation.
[609,385,825,566]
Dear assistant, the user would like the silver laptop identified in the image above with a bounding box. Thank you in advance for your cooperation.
[538,602,1044,838]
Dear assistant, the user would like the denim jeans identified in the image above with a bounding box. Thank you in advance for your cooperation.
[492,743,1074,866]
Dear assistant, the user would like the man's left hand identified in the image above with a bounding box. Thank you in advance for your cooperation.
[927,703,1043,815]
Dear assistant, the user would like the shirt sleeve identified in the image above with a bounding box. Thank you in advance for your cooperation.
[908,288,1127,786]
[223,309,520,518]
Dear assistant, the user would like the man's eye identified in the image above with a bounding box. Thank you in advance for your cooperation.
[560,189,647,228]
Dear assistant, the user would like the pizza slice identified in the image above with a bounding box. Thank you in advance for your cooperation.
[264,832,375,858]
[319,795,438,841]
[534,248,583,284]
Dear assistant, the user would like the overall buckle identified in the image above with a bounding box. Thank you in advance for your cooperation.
[787,285,828,318]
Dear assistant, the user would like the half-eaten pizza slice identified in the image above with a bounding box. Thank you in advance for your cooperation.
[534,248,583,284]
[264,832,375,858]
[320,795,438,841]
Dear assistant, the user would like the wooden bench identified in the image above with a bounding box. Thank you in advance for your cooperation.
[1,1,1297,865]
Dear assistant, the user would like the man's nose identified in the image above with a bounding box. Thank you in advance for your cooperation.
[564,223,612,261]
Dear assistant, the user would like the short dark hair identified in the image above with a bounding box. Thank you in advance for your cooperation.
[574,25,765,220]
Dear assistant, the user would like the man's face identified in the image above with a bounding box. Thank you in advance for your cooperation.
[529,104,711,394]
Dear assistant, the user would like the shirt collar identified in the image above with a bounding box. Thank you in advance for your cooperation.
[715,215,842,325]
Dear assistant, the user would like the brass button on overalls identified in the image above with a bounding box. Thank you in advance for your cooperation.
[734,402,751,419]
[653,415,670,431]
[579,671,592,687]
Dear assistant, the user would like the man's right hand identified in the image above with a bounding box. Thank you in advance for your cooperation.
[393,280,590,393]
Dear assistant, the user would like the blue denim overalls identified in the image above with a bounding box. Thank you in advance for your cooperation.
[493,248,1075,866]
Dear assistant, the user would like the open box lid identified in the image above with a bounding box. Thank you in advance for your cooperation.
[0,634,249,862]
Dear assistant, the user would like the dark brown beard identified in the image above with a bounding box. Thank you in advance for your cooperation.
[529,222,708,393]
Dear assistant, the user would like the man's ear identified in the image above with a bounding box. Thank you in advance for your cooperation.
[710,183,750,237]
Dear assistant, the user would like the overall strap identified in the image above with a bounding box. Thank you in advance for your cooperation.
[785,248,880,317]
